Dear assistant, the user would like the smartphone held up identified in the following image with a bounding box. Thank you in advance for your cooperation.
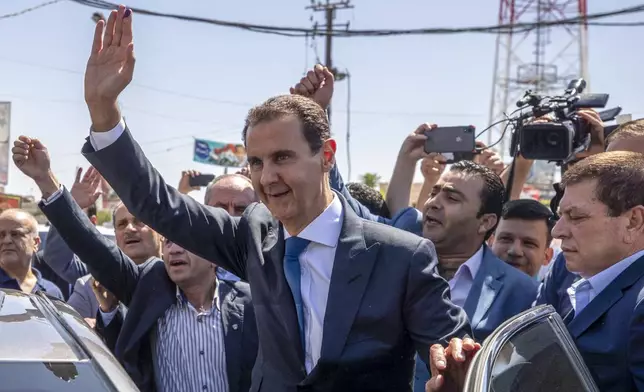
[423,125,477,163]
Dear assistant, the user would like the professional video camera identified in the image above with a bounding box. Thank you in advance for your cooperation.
[509,79,621,163]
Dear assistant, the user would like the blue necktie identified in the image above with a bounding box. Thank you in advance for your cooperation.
[284,236,310,350]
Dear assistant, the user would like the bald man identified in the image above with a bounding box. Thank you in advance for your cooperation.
[179,172,259,282]
[204,174,258,215]
[0,209,63,299]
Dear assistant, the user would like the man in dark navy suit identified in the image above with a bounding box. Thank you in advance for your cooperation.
[428,151,644,392]
[66,7,472,392]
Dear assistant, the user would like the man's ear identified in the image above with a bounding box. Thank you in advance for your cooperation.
[90,215,98,225]
[322,139,337,171]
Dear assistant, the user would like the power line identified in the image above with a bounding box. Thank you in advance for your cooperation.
[68,0,644,37]
[0,0,62,20]
[0,57,485,118]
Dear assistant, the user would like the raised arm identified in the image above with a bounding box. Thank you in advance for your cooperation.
[80,7,248,279]
[12,136,140,305]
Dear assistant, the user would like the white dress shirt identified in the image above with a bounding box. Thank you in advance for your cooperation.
[448,246,484,308]
[89,118,127,150]
[567,249,644,317]
[284,194,343,373]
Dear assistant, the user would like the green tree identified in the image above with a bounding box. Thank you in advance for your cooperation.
[97,209,112,226]
[360,172,381,188]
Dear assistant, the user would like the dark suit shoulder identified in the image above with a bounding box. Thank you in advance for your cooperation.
[361,218,429,250]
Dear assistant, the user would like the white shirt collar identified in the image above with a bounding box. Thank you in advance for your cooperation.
[283,194,343,248]
[452,246,485,282]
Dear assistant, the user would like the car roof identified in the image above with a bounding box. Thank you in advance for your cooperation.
[0,289,81,361]
[0,289,139,390]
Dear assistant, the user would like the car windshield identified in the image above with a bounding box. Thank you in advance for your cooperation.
[0,361,118,391]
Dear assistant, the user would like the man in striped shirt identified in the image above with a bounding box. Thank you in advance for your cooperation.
[11,135,259,392]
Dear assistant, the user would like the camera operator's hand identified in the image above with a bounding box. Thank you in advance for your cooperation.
[474,141,505,175]
[290,64,334,110]
[399,123,436,164]
[575,109,605,159]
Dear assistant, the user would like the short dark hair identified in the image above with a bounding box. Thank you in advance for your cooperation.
[449,160,506,239]
[346,182,391,219]
[562,151,644,217]
[501,199,554,244]
[86,203,97,218]
[242,95,330,154]
[606,118,644,145]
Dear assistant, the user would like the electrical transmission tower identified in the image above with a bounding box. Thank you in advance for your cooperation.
[488,0,589,189]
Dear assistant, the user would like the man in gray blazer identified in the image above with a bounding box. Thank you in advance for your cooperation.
[63,8,471,391]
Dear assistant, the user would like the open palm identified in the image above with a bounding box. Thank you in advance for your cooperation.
[84,6,135,105]
[70,167,103,210]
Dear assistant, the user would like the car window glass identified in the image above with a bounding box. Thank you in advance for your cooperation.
[490,321,587,392]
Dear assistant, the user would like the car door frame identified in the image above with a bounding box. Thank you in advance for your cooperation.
[463,304,599,392]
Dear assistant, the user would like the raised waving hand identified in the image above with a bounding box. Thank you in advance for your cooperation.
[85,5,135,131]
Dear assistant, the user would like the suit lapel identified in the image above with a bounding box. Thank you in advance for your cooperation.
[263,224,305,362]
[463,248,504,331]
[220,282,243,392]
[123,268,175,354]
[568,256,644,338]
[319,202,380,364]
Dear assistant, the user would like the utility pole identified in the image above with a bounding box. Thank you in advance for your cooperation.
[307,0,352,124]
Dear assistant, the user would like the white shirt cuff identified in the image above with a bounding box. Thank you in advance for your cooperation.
[42,185,64,205]
[99,307,118,326]
[90,118,126,151]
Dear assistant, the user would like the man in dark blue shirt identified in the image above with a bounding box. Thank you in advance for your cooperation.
[0,209,62,299]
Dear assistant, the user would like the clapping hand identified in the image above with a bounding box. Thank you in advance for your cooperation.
[70,167,103,210]
[85,5,135,131]
[290,64,335,110]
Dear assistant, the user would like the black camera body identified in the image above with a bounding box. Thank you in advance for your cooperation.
[514,79,612,163]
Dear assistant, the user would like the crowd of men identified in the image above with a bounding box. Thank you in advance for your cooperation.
[1,6,643,392]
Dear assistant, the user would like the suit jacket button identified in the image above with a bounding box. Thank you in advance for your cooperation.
[232,324,238,330]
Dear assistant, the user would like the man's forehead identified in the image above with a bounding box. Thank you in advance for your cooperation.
[114,205,135,220]
[0,211,36,231]
[436,172,483,192]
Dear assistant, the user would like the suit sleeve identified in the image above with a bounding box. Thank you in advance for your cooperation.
[39,188,140,306]
[330,164,424,236]
[42,225,89,284]
[629,298,644,390]
[329,164,388,223]
[534,252,565,307]
[82,125,248,280]
[95,303,126,353]
[67,278,94,318]
[404,239,472,365]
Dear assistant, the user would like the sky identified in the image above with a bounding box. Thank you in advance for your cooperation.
[0,0,643,202]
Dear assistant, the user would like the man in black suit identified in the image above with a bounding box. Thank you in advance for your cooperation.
[12,137,259,392]
[73,7,469,391]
